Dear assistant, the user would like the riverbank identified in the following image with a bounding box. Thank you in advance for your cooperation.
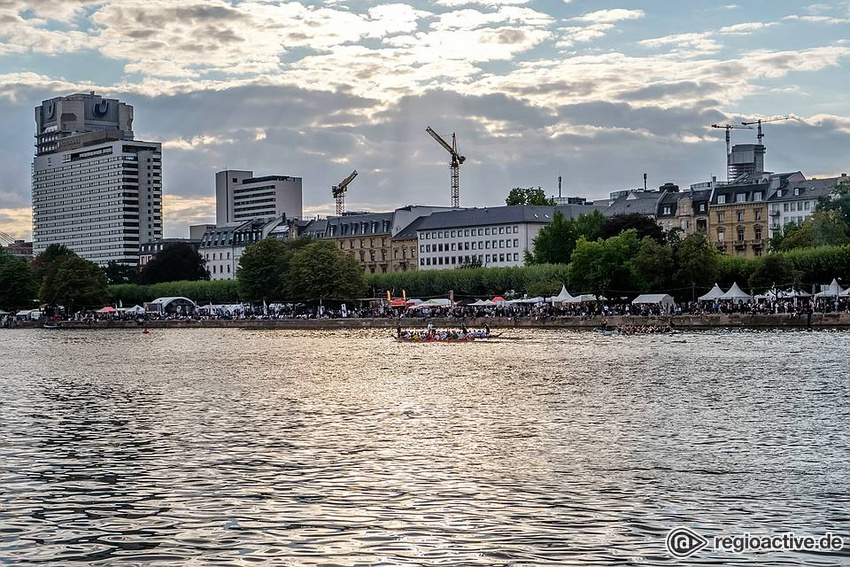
[10,312,850,330]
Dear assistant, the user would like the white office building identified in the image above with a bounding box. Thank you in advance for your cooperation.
[200,217,291,280]
[32,93,162,265]
[215,170,302,224]
[767,175,845,238]
[415,205,604,270]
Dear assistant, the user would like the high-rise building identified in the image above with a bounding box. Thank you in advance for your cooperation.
[32,92,162,265]
[215,170,302,224]
[728,143,766,181]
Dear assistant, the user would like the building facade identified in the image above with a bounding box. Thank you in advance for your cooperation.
[32,93,161,265]
[767,175,844,239]
[199,217,289,280]
[709,179,771,257]
[215,170,302,224]
[415,204,604,270]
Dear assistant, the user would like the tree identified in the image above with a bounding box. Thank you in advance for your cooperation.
[597,213,665,244]
[139,242,209,284]
[568,230,642,297]
[748,254,800,293]
[103,260,138,285]
[672,232,721,293]
[237,238,289,301]
[770,221,801,251]
[39,254,108,311]
[286,241,367,301]
[573,210,606,242]
[32,243,75,286]
[0,250,37,310]
[528,210,577,264]
[775,210,849,251]
[632,236,673,292]
[505,187,555,206]
[817,179,850,229]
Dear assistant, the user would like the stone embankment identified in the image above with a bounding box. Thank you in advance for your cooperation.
[19,312,850,330]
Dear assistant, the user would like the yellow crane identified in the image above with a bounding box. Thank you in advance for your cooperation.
[332,170,358,215]
[741,116,791,145]
[426,126,466,208]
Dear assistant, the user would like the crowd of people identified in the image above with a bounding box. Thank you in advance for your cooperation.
[395,323,492,341]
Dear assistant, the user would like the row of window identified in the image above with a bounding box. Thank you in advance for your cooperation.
[717,226,764,241]
[421,225,519,240]
[716,191,764,204]
[421,239,521,254]
[421,253,520,267]
[716,209,764,223]
[772,201,812,213]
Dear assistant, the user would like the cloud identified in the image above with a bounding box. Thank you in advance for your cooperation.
[0,207,32,241]
[572,9,645,24]
[718,21,777,34]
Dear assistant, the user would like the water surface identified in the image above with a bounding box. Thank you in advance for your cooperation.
[1,328,848,565]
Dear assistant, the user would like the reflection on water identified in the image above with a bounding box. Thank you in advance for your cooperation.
[1,328,849,565]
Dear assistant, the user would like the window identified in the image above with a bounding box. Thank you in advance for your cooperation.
[499,254,505,262]
[513,239,519,247]
[736,193,747,203]
[754,210,762,221]
[451,231,456,238]
[699,203,706,212]
[464,242,469,250]
[794,187,801,196]
[737,228,745,242]
[506,240,512,248]
[471,242,476,250]
[717,195,727,204]
[717,229,725,242]
[485,254,491,263]
[753,191,763,201]
[663,206,671,215]
[737,211,744,222]
[513,226,519,234]
[717,212,725,222]
[804,201,811,211]
[513,253,519,261]
[784,203,789,212]
[499,240,504,248]
[451,243,456,251]
[464,229,469,237]
[754,226,762,241]
[485,228,490,235]
[485,241,490,249]
[499,227,504,234]
[478,228,483,236]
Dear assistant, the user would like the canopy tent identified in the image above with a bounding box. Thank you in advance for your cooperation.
[816,278,845,298]
[121,305,146,314]
[389,299,408,308]
[632,294,675,308]
[698,283,725,302]
[409,298,453,310]
[506,297,544,305]
[548,285,574,305]
[565,294,606,303]
[97,306,116,313]
[779,289,811,298]
[720,282,752,302]
[491,296,506,302]
[840,287,850,297]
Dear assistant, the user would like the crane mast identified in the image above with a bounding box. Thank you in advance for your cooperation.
[332,170,358,216]
[711,123,753,181]
[426,126,466,208]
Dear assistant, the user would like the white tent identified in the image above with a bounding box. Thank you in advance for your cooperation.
[548,285,574,305]
[119,305,146,314]
[632,294,675,308]
[816,279,844,298]
[720,282,752,302]
[565,294,606,303]
[468,299,488,306]
[778,289,811,299]
[409,298,453,309]
[698,283,725,301]
[840,287,850,297]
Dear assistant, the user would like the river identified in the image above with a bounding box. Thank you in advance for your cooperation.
[1,328,848,565]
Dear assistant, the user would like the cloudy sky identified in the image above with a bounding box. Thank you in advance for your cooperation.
[1,0,849,240]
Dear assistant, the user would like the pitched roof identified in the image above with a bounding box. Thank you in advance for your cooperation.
[769,177,840,202]
[414,204,605,231]
[604,191,662,217]
[393,215,429,240]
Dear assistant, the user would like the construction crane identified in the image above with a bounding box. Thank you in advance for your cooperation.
[426,126,466,208]
[741,116,791,144]
[332,170,358,215]
[711,123,754,157]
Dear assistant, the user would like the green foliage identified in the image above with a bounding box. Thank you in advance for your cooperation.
[598,213,665,244]
[108,279,241,306]
[817,179,850,228]
[139,242,209,284]
[748,254,800,293]
[286,241,367,300]
[568,230,642,296]
[781,245,850,287]
[367,263,569,299]
[716,255,759,289]
[632,236,673,292]
[103,260,139,285]
[0,250,37,310]
[237,238,313,301]
[32,243,75,286]
[505,187,555,206]
[769,221,800,252]
[774,210,849,251]
[672,232,720,291]
[527,210,606,265]
[40,254,108,311]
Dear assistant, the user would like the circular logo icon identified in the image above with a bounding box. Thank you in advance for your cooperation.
[666,527,709,558]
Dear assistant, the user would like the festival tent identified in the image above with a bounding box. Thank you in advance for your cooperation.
[840,287,850,297]
[97,306,116,313]
[720,282,752,302]
[548,285,574,305]
[468,299,487,306]
[698,283,725,302]
[409,298,453,309]
[632,294,675,308]
[565,294,606,303]
[815,278,844,298]
[491,296,506,302]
